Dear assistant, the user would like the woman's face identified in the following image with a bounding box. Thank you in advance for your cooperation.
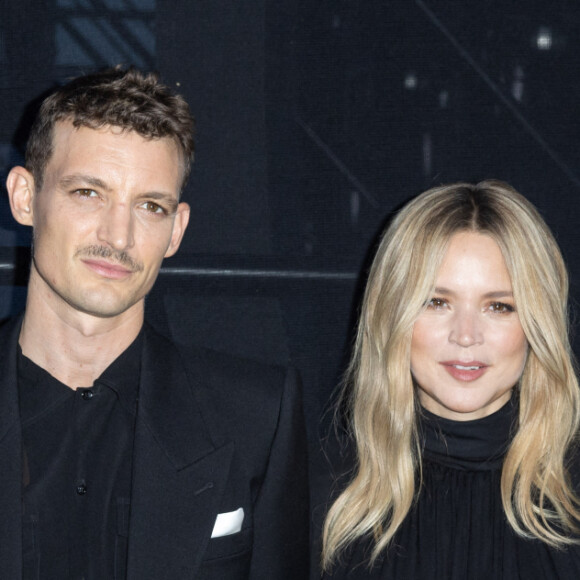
[410,231,528,421]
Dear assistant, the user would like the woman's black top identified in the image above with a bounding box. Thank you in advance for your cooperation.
[323,400,580,579]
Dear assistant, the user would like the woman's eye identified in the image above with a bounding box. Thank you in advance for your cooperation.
[489,302,515,314]
[427,298,447,309]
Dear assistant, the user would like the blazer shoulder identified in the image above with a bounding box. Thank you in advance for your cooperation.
[145,322,289,388]
[144,323,300,442]
[0,315,24,379]
[186,344,292,394]
[173,331,295,397]
[0,315,23,347]
[184,344,300,435]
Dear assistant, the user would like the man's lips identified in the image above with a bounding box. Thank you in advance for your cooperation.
[440,360,489,381]
[82,259,134,279]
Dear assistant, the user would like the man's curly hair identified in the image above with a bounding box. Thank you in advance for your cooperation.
[26,66,195,191]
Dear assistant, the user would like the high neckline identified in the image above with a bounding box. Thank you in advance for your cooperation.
[420,398,517,471]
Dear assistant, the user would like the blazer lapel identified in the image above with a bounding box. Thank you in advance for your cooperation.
[0,317,24,578]
[127,326,234,580]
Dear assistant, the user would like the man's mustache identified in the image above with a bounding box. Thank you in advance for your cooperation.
[75,245,144,272]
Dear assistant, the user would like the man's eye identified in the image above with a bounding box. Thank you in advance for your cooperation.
[75,189,98,197]
[141,201,165,214]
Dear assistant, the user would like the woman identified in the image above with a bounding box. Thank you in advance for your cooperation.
[322,180,580,578]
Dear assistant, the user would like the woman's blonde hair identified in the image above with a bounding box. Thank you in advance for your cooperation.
[322,180,580,570]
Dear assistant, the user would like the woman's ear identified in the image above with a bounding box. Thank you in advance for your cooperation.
[6,166,35,226]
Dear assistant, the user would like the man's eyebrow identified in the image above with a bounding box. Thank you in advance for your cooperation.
[59,174,112,191]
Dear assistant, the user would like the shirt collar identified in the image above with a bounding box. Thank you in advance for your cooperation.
[94,329,143,415]
[420,397,517,471]
[18,328,143,421]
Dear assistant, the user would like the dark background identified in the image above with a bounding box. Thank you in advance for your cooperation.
[2,0,580,515]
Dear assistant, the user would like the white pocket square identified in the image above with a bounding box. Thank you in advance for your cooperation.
[211,507,245,538]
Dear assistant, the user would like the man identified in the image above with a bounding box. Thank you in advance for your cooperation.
[3,67,309,579]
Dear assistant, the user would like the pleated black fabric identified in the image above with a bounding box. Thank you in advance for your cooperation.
[324,400,580,579]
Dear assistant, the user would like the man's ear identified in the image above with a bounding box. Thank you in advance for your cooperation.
[164,202,190,258]
[6,166,35,226]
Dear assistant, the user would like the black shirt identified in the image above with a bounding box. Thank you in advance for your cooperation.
[19,332,142,580]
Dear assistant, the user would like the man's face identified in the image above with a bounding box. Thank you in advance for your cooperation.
[25,121,189,320]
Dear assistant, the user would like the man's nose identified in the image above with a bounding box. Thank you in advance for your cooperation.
[448,309,483,347]
[96,203,135,251]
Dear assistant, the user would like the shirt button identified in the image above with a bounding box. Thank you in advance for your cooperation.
[81,390,94,400]
[76,484,87,495]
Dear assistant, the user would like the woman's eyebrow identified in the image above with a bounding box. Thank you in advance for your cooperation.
[483,291,514,299]
[433,287,513,299]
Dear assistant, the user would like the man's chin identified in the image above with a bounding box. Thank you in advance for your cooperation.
[65,294,144,320]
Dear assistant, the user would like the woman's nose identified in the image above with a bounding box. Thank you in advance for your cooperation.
[448,310,483,347]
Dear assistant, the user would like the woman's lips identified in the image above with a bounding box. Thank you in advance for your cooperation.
[440,360,488,381]
[82,259,133,280]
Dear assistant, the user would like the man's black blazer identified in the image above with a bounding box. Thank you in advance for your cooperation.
[0,316,310,579]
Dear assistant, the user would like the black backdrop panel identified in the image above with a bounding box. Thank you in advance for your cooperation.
[158,0,274,255]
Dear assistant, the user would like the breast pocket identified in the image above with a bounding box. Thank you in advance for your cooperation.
[197,527,253,580]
